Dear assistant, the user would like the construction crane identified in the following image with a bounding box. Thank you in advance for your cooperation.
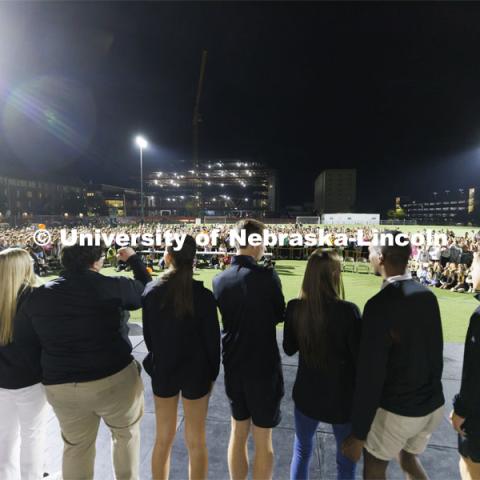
[193,49,208,170]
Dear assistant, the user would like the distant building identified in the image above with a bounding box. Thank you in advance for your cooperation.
[0,171,142,220]
[395,187,478,225]
[314,169,356,213]
[0,174,86,218]
[146,160,278,215]
[86,184,140,217]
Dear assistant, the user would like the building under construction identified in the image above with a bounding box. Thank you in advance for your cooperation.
[142,52,278,218]
[146,160,278,216]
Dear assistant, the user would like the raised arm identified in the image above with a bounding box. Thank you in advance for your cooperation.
[107,247,152,310]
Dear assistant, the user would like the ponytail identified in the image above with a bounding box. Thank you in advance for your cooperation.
[161,235,196,319]
[162,262,194,319]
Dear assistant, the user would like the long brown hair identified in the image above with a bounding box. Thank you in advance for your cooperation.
[294,248,344,369]
[0,248,37,345]
[161,235,196,319]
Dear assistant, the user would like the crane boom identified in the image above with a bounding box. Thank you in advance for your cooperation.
[193,49,208,170]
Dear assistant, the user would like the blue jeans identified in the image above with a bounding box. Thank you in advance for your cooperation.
[290,406,356,480]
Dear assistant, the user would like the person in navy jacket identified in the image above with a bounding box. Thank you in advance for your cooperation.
[213,219,285,480]
[451,251,480,480]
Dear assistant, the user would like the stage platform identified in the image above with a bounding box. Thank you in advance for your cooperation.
[42,326,463,479]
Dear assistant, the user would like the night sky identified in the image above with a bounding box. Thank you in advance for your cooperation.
[1,1,480,212]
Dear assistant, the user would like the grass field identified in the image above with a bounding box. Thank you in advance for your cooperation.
[191,261,478,344]
[51,260,478,344]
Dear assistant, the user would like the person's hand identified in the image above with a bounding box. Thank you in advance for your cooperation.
[117,247,136,262]
[341,434,364,463]
[450,410,466,436]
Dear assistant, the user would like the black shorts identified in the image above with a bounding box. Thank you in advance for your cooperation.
[152,376,212,400]
[224,369,284,428]
[459,433,480,463]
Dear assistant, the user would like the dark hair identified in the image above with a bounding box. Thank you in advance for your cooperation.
[61,245,104,272]
[380,231,412,271]
[161,235,196,319]
[233,218,265,248]
[294,249,344,370]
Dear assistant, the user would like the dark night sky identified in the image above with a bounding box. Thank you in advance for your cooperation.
[1,1,480,212]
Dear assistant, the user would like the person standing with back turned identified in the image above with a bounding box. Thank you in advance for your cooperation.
[342,232,444,479]
[451,251,480,480]
[14,244,151,480]
[213,219,285,480]
[283,249,361,480]
[142,235,220,480]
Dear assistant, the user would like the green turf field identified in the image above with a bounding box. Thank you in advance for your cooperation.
[191,260,478,344]
[54,260,477,344]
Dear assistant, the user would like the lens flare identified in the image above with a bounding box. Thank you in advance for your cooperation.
[2,75,97,170]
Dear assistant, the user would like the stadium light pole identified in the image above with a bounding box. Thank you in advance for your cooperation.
[135,135,148,222]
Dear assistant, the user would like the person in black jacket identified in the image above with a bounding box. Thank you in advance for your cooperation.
[342,234,444,480]
[142,235,220,480]
[0,247,47,480]
[283,249,361,480]
[213,219,285,480]
[14,244,151,480]
[451,251,480,480]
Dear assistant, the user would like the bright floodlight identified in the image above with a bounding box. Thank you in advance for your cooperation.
[135,135,148,149]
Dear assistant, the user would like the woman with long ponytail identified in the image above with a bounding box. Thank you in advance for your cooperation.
[283,248,362,480]
[0,248,47,480]
[142,235,220,480]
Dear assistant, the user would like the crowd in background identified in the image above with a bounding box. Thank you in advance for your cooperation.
[1,223,478,294]
[410,239,479,293]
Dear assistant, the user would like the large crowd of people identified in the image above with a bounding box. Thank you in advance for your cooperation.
[1,222,479,288]
[0,219,479,480]
[409,236,479,293]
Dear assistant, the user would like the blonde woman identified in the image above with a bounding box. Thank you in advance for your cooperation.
[0,248,46,480]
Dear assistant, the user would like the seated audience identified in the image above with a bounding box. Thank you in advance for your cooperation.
[440,263,458,290]
[417,262,428,285]
[452,265,469,293]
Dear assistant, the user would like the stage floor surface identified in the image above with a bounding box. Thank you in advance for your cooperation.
[42,326,463,479]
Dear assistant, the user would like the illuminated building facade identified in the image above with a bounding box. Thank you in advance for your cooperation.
[395,187,478,225]
[146,160,278,215]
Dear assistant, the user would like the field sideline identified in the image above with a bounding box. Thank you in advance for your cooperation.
[43,259,477,344]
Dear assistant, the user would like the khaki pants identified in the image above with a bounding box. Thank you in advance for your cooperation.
[45,360,144,480]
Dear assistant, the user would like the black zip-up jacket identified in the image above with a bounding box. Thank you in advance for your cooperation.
[283,298,361,424]
[142,279,221,393]
[453,293,480,435]
[351,279,444,440]
[0,286,41,389]
[14,254,151,385]
[212,255,285,377]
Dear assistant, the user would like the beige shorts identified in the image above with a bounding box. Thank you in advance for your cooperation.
[365,405,444,461]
